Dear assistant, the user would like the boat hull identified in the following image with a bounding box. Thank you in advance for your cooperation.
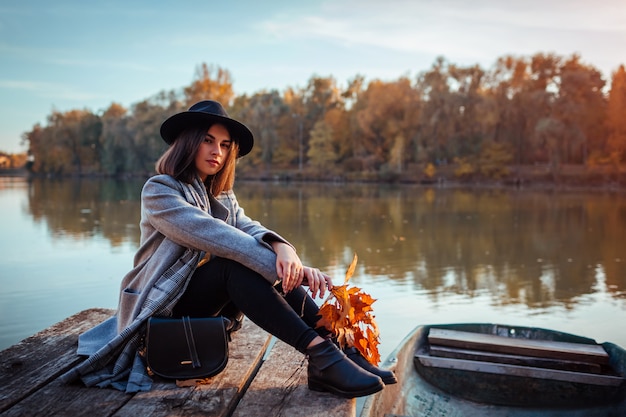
[414,323,626,407]
[360,323,626,417]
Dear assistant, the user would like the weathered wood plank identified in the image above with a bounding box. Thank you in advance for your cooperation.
[1,378,134,417]
[0,308,114,413]
[233,338,356,417]
[428,328,610,365]
[2,317,271,417]
[415,354,624,386]
[2,310,355,417]
[429,345,604,374]
[112,318,272,417]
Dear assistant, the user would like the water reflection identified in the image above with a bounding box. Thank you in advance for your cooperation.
[20,178,626,307]
[235,183,626,308]
[3,177,625,352]
[25,177,143,246]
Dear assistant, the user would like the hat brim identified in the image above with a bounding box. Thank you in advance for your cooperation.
[160,112,254,157]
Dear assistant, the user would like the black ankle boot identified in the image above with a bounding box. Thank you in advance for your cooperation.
[306,340,384,398]
[343,346,398,385]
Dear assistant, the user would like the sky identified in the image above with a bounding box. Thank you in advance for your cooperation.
[1,0,625,153]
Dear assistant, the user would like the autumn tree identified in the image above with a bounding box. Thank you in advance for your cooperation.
[323,105,352,164]
[183,63,235,107]
[18,55,625,180]
[307,119,336,171]
[282,87,307,170]
[355,77,421,173]
[606,65,626,166]
[22,124,44,172]
[27,109,102,175]
[232,91,290,169]
[300,76,345,167]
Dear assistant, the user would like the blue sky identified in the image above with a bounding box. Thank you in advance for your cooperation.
[1,0,625,153]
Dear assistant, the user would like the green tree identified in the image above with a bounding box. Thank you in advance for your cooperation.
[100,103,129,175]
[447,64,488,158]
[535,117,568,179]
[523,54,561,165]
[553,54,606,164]
[415,57,454,163]
[485,55,530,167]
[126,99,170,174]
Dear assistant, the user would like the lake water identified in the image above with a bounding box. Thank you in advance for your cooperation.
[1,176,625,363]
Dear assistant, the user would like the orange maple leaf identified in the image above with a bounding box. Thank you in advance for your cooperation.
[317,253,381,365]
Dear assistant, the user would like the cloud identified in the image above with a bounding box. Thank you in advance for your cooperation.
[256,0,625,76]
[0,79,105,101]
[48,57,156,72]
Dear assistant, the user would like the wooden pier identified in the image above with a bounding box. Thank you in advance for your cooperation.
[0,309,355,417]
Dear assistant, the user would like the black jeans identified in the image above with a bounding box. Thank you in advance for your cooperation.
[172,257,328,353]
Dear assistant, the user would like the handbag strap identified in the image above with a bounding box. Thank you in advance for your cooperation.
[182,316,202,368]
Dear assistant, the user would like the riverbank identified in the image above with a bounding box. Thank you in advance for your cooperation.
[3,164,625,192]
[237,164,626,192]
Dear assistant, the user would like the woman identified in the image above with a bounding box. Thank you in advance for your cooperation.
[60,100,395,398]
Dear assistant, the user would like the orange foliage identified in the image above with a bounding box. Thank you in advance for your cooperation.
[316,253,381,365]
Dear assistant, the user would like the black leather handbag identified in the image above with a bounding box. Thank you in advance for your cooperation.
[145,316,230,380]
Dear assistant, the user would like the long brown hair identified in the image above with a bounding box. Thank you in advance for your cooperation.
[155,124,239,195]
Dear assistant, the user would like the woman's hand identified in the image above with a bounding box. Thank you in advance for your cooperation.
[271,241,303,293]
[302,266,333,299]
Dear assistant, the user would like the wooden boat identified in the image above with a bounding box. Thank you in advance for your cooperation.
[361,323,626,417]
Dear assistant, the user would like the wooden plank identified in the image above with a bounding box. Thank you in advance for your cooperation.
[2,310,355,416]
[112,319,272,417]
[3,318,272,417]
[233,338,356,417]
[428,328,610,365]
[1,378,135,417]
[0,308,115,413]
[415,354,624,386]
[429,345,604,374]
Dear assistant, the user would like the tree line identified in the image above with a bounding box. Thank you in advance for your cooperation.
[21,53,626,182]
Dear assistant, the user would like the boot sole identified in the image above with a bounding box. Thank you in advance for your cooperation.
[382,374,398,385]
[308,378,384,398]
[345,350,398,385]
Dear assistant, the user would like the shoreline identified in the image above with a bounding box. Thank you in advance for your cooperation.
[2,166,625,194]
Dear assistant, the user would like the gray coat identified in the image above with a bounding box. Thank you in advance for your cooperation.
[60,174,289,392]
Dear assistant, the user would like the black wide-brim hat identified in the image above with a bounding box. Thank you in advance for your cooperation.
[160,100,254,157]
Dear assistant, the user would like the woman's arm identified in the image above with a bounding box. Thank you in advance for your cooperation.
[142,176,280,283]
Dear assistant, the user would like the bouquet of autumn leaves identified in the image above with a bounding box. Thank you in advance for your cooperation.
[316,253,381,365]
